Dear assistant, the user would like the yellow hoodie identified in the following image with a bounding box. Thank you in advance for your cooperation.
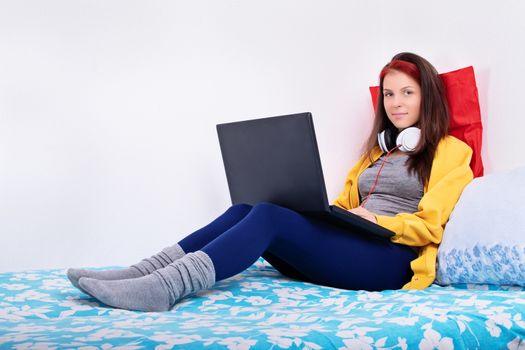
[333,135,473,289]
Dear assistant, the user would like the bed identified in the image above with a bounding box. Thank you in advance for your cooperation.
[1,258,524,349]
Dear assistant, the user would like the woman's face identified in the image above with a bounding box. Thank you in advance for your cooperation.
[382,70,421,130]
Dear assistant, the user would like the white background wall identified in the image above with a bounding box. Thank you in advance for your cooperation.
[1,0,524,272]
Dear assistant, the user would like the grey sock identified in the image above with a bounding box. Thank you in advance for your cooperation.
[67,243,186,292]
[78,251,215,312]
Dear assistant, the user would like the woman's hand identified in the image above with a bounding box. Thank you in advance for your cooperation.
[348,206,377,224]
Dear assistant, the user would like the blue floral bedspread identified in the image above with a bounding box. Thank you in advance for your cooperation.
[1,259,524,349]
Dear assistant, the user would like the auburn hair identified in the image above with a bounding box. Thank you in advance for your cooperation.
[363,52,449,184]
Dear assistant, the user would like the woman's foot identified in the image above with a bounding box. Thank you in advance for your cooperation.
[79,274,171,312]
[78,251,215,312]
[67,267,142,291]
[67,243,186,292]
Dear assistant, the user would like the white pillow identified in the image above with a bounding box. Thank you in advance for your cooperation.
[436,165,525,286]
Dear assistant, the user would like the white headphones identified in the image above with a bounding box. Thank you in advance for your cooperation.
[377,127,421,153]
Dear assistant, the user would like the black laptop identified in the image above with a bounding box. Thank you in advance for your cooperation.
[216,112,394,239]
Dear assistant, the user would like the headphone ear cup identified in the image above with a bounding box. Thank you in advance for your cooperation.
[377,130,388,152]
[396,127,421,152]
[378,129,397,152]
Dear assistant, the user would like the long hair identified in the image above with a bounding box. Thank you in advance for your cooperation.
[363,52,449,184]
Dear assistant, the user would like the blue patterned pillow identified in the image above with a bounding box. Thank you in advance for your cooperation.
[436,166,525,286]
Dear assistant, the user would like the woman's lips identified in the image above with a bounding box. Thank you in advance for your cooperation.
[391,112,408,119]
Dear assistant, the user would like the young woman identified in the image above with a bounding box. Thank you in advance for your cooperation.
[68,52,473,312]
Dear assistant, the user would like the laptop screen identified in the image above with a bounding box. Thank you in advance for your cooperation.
[216,112,330,213]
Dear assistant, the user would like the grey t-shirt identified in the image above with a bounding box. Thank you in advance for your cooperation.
[358,154,424,217]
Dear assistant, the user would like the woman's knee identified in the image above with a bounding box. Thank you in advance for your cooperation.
[250,202,288,217]
[227,203,253,217]
[252,202,285,212]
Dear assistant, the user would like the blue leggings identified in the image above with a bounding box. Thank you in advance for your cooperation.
[178,203,416,291]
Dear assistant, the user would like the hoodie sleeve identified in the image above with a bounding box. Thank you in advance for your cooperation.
[332,154,371,210]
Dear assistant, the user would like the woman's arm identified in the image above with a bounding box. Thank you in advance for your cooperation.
[332,154,375,210]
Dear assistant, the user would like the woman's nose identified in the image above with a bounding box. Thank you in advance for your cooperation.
[392,96,402,107]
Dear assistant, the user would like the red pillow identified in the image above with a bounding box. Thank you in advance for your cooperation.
[369,66,484,177]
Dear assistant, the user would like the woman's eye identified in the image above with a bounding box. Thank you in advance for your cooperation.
[383,92,392,97]
[404,90,413,95]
